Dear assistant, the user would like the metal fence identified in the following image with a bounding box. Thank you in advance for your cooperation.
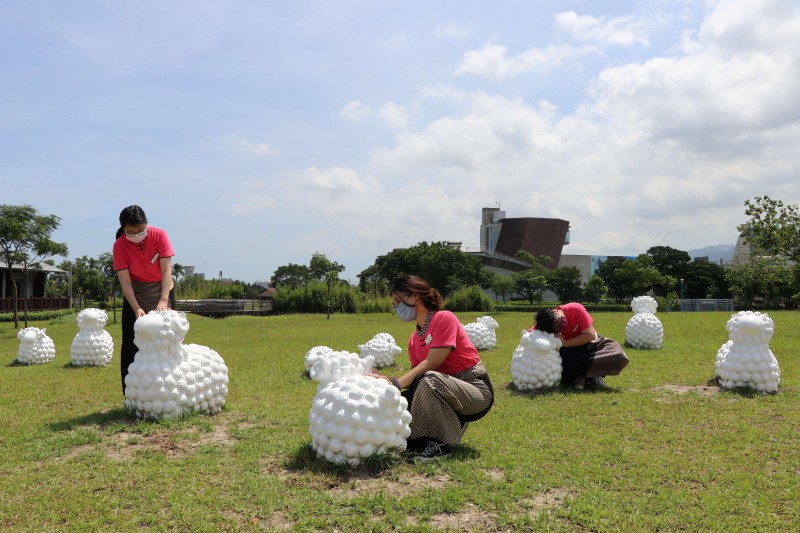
[175,299,272,317]
[679,299,734,312]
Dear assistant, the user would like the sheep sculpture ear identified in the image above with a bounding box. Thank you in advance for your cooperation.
[169,312,190,338]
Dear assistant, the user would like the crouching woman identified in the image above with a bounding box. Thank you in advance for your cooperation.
[371,275,494,462]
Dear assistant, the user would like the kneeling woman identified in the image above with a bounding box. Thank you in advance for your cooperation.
[372,275,494,462]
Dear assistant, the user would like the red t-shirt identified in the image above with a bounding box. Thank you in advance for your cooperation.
[407,310,481,375]
[112,226,175,283]
[556,302,595,340]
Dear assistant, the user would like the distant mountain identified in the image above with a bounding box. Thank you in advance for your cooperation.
[687,244,735,263]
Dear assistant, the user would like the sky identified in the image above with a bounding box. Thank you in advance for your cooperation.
[2,0,799,284]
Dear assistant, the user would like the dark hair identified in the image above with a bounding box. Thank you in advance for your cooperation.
[533,308,559,333]
[116,205,148,239]
[390,275,444,311]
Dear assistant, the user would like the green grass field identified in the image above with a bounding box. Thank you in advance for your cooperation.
[1,310,798,531]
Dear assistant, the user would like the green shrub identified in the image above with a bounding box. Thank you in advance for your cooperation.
[0,309,76,324]
[445,285,494,312]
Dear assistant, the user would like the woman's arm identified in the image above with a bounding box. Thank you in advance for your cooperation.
[117,270,146,319]
[558,326,597,347]
[158,257,173,311]
[371,346,452,389]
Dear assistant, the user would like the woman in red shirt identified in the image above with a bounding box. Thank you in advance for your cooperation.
[112,205,175,395]
[372,275,494,462]
[532,302,618,390]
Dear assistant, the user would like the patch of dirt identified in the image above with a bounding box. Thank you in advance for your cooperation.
[260,458,451,499]
[652,384,721,397]
[62,411,254,460]
[329,471,450,498]
[428,502,500,532]
[517,488,572,517]
[485,468,504,482]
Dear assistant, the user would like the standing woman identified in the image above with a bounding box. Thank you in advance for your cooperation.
[372,275,494,462]
[112,205,175,394]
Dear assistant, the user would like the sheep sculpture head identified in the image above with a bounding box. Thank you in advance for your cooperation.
[465,315,500,350]
[357,333,402,369]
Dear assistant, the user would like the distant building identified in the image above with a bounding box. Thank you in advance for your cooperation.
[1,261,65,298]
[474,208,635,283]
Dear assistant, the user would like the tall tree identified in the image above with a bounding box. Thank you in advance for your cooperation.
[0,204,68,327]
[583,274,608,308]
[738,195,800,262]
[490,273,516,302]
[512,251,550,307]
[309,252,344,281]
[548,266,583,303]
[647,246,690,280]
[270,263,311,288]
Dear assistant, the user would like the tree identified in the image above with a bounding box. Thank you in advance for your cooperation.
[548,266,583,303]
[270,263,310,288]
[512,251,550,307]
[725,255,795,308]
[684,259,729,299]
[172,263,186,286]
[738,196,800,262]
[0,204,68,327]
[309,252,344,282]
[594,256,629,302]
[597,255,673,301]
[583,274,608,307]
[360,241,488,296]
[647,246,690,280]
[490,273,516,302]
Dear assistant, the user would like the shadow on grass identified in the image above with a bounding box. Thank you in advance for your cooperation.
[285,442,404,478]
[6,359,27,367]
[706,376,779,397]
[47,407,135,432]
[506,381,622,397]
[284,439,478,478]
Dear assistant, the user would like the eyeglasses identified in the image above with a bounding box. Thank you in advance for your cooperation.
[125,228,148,238]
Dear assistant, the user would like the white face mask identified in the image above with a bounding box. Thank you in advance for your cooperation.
[126,228,148,244]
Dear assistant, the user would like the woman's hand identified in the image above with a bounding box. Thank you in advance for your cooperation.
[156,297,170,311]
[367,373,391,384]
[135,308,146,319]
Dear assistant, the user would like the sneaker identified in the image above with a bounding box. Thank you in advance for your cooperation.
[414,440,451,463]
[571,378,586,391]
[592,376,611,390]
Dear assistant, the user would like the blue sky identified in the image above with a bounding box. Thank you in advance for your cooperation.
[2,0,799,284]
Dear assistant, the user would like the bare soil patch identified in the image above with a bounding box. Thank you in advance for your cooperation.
[516,487,572,517]
[428,502,500,532]
[62,411,251,460]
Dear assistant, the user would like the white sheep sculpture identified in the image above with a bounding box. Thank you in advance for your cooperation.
[464,315,500,350]
[357,332,402,368]
[308,353,412,466]
[124,310,229,419]
[70,308,114,366]
[17,327,56,365]
[304,345,335,376]
[625,296,664,350]
[715,311,780,393]
[510,329,562,390]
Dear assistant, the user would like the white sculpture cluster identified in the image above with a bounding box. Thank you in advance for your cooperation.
[510,329,562,390]
[308,353,411,466]
[625,296,664,350]
[16,327,56,365]
[70,308,114,366]
[715,311,780,393]
[124,310,229,419]
[464,315,500,350]
[357,332,402,368]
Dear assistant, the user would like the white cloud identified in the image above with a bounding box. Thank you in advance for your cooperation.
[435,21,470,39]
[555,11,654,47]
[224,192,276,215]
[454,41,595,79]
[232,137,280,157]
[378,101,408,129]
[300,166,373,194]
[338,100,372,121]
